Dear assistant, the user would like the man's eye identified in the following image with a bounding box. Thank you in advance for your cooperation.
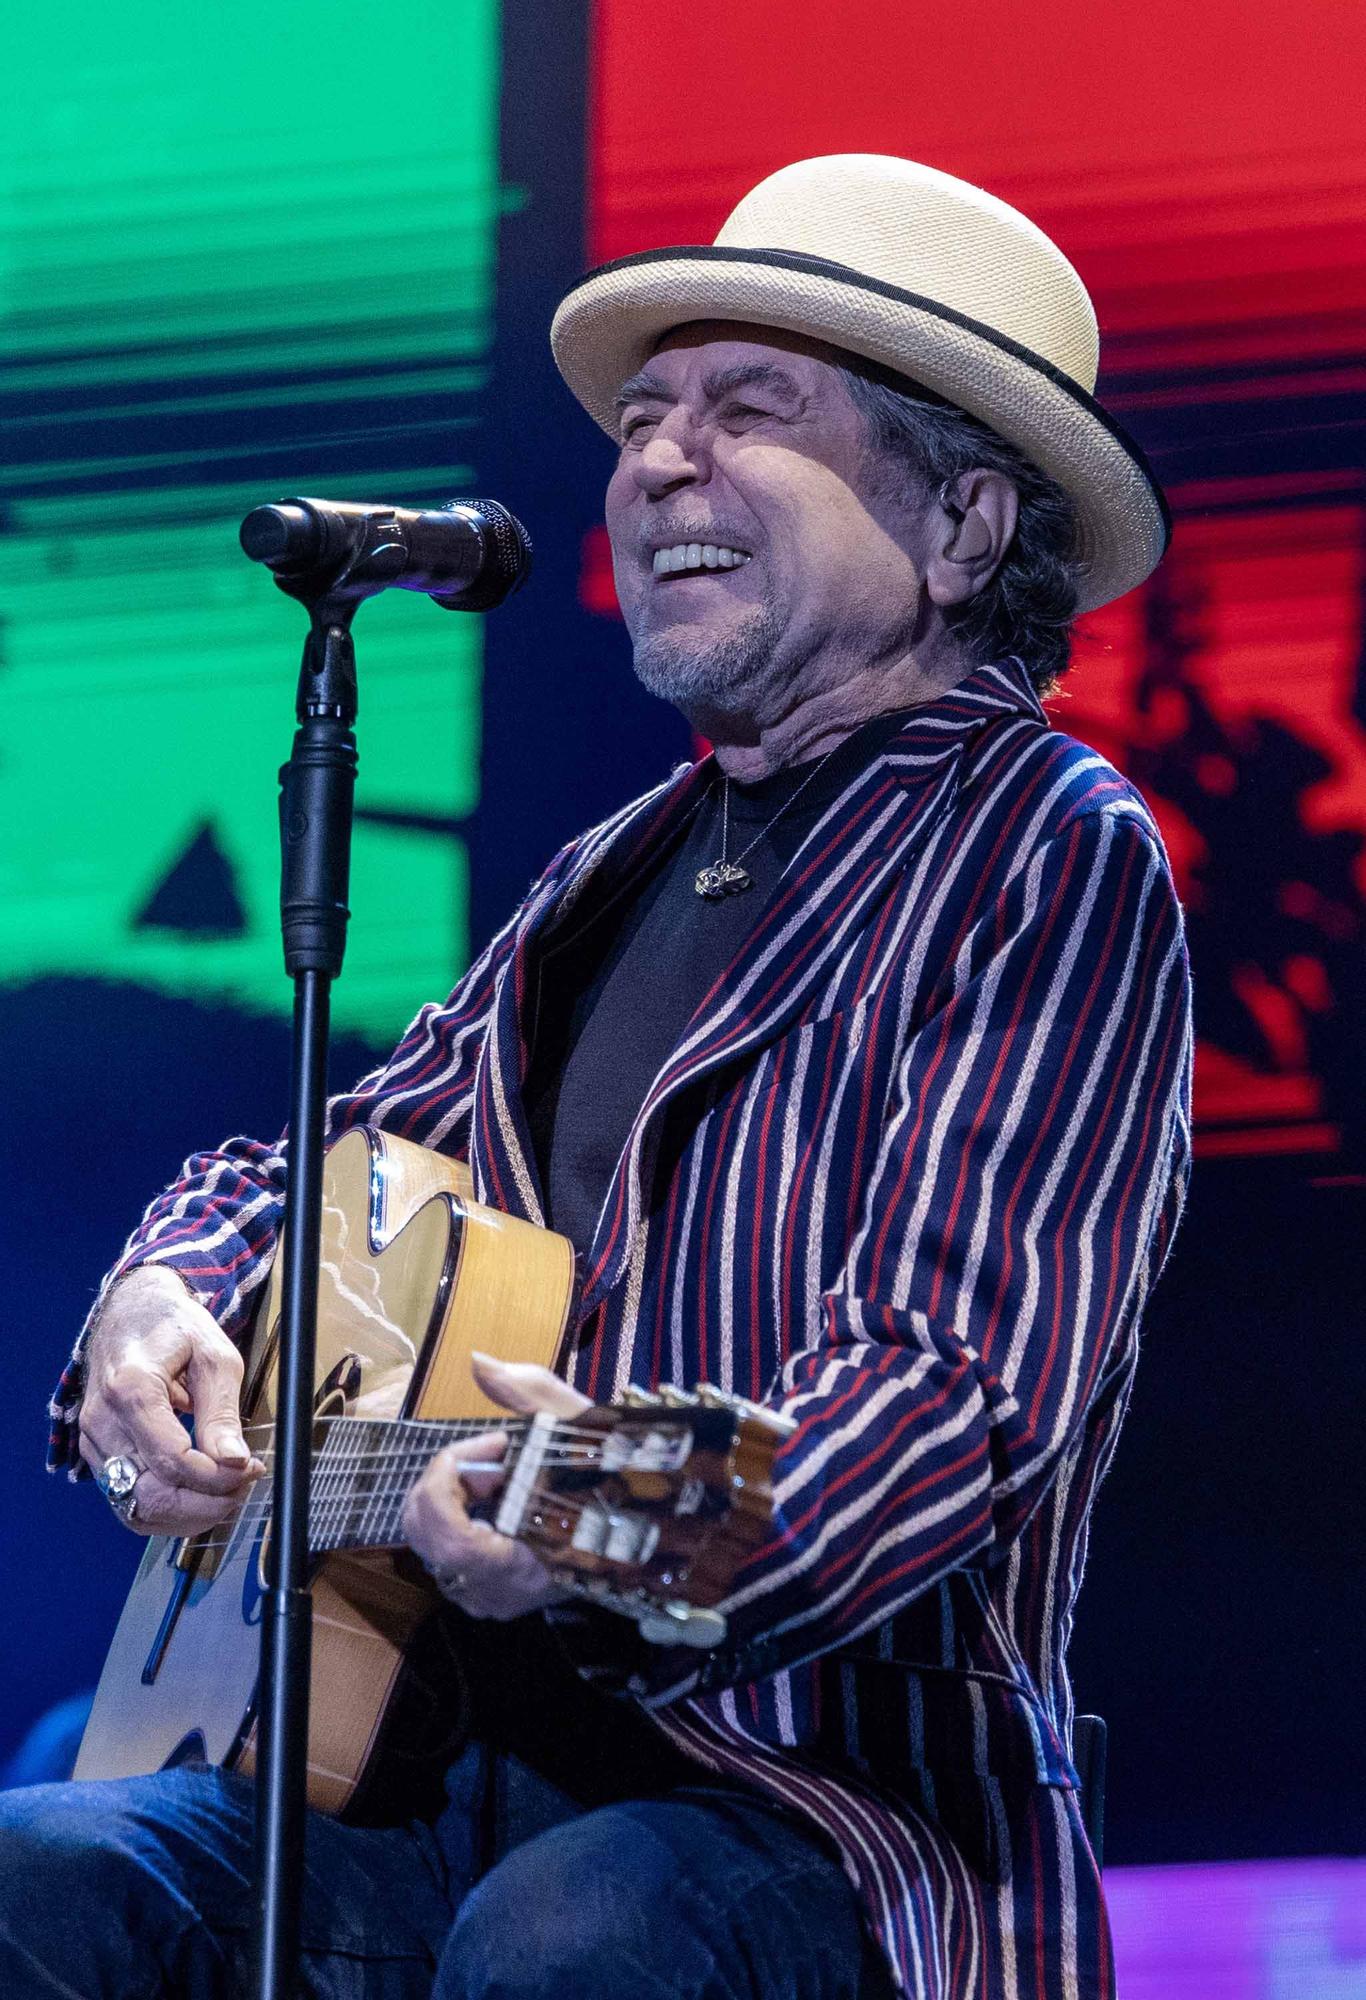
[722,402,771,427]
[620,415,658,443]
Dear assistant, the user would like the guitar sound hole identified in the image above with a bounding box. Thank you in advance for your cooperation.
[161,1730,208,1772]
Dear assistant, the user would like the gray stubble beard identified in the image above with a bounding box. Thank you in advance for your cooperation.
[628,595,787,717]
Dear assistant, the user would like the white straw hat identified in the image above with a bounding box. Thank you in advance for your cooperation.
[551,154,1169,613]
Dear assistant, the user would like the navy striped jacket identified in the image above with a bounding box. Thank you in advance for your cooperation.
[51,658,1193,1997]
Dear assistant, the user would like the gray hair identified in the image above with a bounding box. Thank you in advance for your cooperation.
[835,355,1082,691]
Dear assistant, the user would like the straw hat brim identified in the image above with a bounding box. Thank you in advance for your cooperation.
[551,245,1170,615]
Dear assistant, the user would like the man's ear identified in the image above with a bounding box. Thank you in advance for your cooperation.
[924,470,1019,607]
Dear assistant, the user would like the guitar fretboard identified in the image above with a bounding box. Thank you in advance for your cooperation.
[302,1415,534,1555]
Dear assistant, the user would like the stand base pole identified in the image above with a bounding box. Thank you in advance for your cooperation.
[252,1591,313,1997]
[252,965,333,2000]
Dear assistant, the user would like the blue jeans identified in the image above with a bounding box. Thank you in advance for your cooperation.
[0,1747,893,1998]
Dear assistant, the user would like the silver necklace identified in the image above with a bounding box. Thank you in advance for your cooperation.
[694,749,839,899]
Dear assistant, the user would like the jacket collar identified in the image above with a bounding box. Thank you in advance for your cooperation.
[469,658,1047,1301]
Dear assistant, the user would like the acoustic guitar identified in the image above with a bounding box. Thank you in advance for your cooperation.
[75,1126,792,1814]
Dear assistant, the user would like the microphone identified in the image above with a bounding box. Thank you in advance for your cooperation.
[239,496,533,612]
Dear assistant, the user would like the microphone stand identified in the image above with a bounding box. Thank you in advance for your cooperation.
[239,496,529,1996]
[246,527,383,2000]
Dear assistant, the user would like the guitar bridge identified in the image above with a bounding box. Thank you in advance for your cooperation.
[174,1530,222,1581]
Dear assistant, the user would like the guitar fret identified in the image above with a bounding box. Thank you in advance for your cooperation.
[346,1419,378,1550]
[320,1423,348,1553]
[373,1488,405,1552]
[310,1421,452,1554]
[335,1420,361,1548]
[293,1413,602,1557]
[313,1419,347,1552]
[357,1419,387,1549]
[326,1417,366,1550]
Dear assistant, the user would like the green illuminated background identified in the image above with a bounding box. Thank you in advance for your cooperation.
[0,0,620,1774]
[1,0,502,1038]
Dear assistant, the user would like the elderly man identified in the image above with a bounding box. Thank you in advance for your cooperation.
[13,156,1189,1999]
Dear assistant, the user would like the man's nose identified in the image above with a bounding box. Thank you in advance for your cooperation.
[631,410,710,498]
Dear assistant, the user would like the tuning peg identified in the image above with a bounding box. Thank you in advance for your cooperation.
[694,1383,756,1414]
[636,1601,728,1649]
[620,1384,653,1407]
[692,1384,770,1419]
[654,1385,689,1407]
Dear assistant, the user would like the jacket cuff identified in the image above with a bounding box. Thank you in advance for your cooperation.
[45,1257,198,1478]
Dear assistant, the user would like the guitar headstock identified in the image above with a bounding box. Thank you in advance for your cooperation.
[491,1386,794,1648]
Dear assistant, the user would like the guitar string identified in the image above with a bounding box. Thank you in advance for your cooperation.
[231,1428,692,1473]
[182,1418,730,1554]
[238,1415,626,1438]
[229,1458,604,1507]
[240,1432,616,1464]
[247,1445,615,1530]
[237,1440,631,1475]
[182,1450,696,1556]
[257,1448,647,1550]
[230,1437,611,1549]
[236,1418,626,1454]
[194,1453,647,1531]
[220,1424,710,1489]
[233,1446,611,1485]
[183,1478,671,1558]
[243,1444,608,1470]
[228,1426,701,1476]
[238,1413,691,1443]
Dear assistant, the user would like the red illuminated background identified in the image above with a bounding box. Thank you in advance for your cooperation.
[584,0,1366,1164]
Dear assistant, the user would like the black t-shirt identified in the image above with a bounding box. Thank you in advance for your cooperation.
[523,708,915,1263]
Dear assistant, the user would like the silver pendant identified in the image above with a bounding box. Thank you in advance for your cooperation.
[694,860,753,900]
[696,860,760,900]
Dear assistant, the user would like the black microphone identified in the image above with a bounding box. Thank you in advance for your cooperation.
[239,496,532,612]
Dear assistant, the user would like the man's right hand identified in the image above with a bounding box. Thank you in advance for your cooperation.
[78,1266,266,1537]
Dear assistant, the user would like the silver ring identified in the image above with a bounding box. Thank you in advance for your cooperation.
[96,1454,143,1523]
[433,1564,469,1600]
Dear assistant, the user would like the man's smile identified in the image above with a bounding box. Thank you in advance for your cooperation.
[649,541,753,579]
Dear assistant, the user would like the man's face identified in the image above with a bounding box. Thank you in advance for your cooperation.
[604,322,934,736]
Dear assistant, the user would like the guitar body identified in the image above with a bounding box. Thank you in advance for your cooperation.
[75,1127,577,1814]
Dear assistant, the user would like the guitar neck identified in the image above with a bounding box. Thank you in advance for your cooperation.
[246,1391,791,1650]
[306,1415,525,1556]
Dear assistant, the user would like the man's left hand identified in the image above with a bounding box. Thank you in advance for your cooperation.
[400,1351,591,1621]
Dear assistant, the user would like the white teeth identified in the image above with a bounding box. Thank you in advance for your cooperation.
[651,543,750,577]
